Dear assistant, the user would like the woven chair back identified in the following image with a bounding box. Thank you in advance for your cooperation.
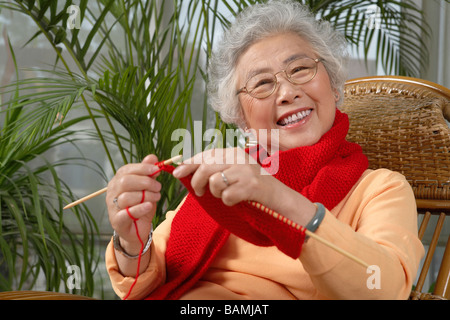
[342,76,450,300]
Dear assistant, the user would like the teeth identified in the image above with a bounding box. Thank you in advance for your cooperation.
[279,109,311,126]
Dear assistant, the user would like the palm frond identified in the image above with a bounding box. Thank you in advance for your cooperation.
[310,0,431,76]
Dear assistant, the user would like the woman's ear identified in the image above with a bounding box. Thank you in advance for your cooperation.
[334,89,340,102]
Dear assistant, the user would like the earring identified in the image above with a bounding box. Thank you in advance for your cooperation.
[334,91,340,101]
[243,127,258,148]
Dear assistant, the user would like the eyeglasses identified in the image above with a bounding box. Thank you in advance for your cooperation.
[236,57,324,99]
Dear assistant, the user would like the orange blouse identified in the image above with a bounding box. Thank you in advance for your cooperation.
[105,169,425,300]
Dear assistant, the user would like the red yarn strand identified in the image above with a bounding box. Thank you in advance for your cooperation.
[122,207,144,300]
[122,162,166,300]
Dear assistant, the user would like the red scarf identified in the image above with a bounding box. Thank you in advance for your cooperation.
[146,109,368,300]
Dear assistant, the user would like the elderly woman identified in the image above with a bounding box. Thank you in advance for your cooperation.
[105,0,424,300]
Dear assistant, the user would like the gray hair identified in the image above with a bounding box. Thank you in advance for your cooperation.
[207,0,348,128]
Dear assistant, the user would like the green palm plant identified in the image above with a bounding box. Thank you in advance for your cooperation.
[0,43,101,294]
[0,0,442,297]
[306,0,433,76]
[0,0,220,295]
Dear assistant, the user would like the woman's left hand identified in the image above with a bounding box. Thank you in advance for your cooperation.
[172,148,317,227]
[172,148,272,207]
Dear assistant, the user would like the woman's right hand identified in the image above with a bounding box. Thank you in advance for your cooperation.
[106,155,162,256]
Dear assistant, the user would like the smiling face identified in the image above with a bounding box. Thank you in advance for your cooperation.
[236,33,339,151]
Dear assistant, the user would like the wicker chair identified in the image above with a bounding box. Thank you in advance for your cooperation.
[342,76,450,300]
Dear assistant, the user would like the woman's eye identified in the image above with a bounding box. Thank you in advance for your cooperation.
[291,66,308,74]
[254,78,274,88]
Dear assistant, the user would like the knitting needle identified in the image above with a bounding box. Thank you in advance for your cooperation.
[63,187,109,210]
[64,155,370,268]
[304,231,370,268]
[63,155,183,210]
[248,201,370,268]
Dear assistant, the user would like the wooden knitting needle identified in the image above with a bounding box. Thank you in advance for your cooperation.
[63,155,183,210]
[64,155,369,268]
[248,201,370,269]
[63,186,109,210]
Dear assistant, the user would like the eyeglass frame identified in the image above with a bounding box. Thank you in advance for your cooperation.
[236,57,324,99]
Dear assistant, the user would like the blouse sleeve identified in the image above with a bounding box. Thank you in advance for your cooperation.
[299,169,425,299]
[105,209,177,300]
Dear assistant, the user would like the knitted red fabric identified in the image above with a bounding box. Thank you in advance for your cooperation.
[146,109,368,300]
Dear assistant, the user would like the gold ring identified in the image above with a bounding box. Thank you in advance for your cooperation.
[221,171,230,187]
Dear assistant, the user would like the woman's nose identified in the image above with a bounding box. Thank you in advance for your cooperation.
[275,74,303,105]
